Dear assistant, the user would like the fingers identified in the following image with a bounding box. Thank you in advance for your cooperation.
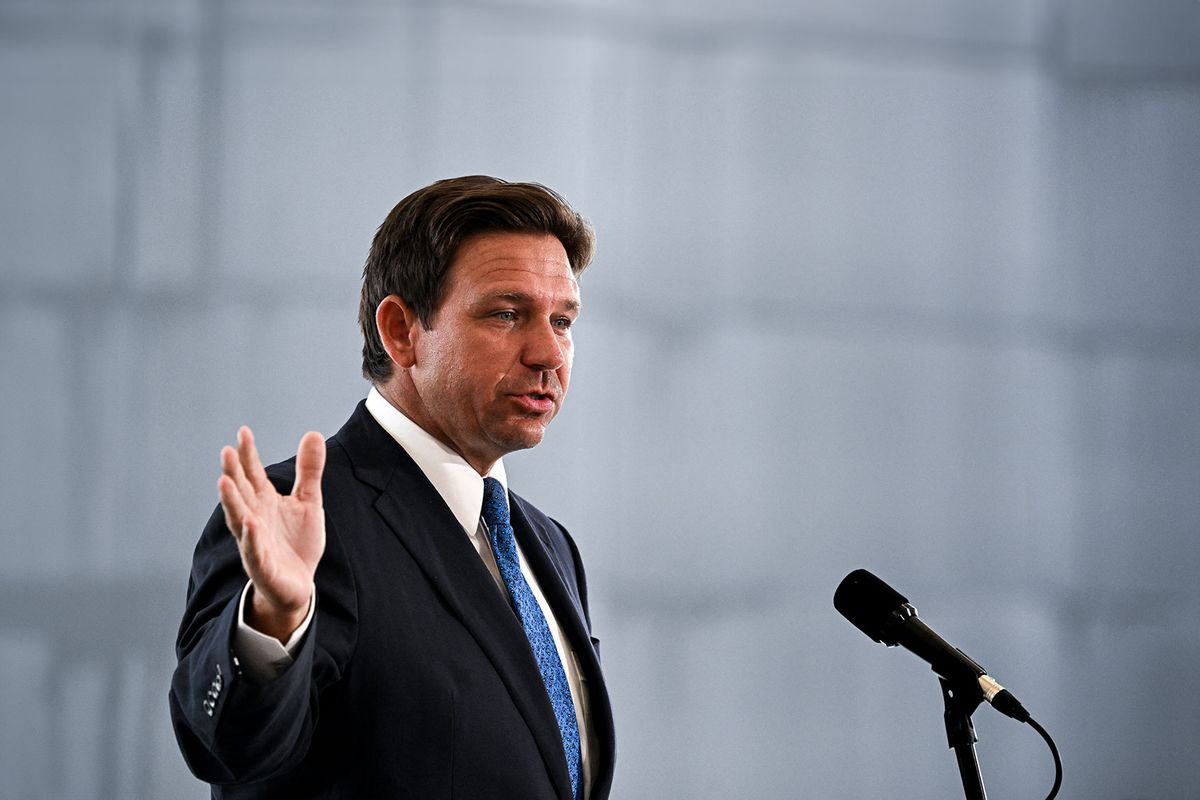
[237,426,272,493]
[220,428,266,538]
[293,431,326,503]
[222,444,256,512]
[217,472,250,540]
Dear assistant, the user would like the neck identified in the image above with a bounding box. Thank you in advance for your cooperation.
[373,379,497,476]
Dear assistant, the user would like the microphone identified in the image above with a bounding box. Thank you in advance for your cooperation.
[834,568,1029,722]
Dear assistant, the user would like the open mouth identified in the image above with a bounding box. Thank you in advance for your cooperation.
[513,392,555,412]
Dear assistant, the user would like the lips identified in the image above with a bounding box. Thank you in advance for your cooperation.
[510,391,557,414]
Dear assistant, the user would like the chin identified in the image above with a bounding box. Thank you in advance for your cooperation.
[493,426,547,454]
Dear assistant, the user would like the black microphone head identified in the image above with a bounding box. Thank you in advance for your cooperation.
[834,569,911,646]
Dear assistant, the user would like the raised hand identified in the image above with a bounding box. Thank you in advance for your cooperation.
[217,426,326,643]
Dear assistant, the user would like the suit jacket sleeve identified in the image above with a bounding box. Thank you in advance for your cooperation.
[168,467,358,784]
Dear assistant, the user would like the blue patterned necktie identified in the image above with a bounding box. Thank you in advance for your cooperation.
[481,477,582,800]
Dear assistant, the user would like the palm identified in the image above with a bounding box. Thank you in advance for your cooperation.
[244,484,325,610]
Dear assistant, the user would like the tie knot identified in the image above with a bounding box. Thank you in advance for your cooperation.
[482,477,510,531]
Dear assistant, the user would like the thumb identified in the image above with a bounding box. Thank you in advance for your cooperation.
[293,431,326,503]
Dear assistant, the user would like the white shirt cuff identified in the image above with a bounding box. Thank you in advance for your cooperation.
[233,581,315,684]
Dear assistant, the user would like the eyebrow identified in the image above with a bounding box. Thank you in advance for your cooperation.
[481,291,581,313]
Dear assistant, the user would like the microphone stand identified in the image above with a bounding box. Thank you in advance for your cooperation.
[939,677,987,800]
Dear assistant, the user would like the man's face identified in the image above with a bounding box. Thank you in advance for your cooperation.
[407,231,580,472]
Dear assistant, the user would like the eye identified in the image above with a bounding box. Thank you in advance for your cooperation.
[495,310,517,322]
[553,316,574,330]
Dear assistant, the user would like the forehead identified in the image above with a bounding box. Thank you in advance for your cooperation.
[445,231,578,297]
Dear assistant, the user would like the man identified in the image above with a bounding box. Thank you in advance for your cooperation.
[170,176,615,799]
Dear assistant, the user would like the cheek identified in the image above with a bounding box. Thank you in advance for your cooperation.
[454,360,509,402]
[417,339,472,399]
[558,347,573,388]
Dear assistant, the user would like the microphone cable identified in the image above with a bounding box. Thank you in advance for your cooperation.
[1026,716,1062,800]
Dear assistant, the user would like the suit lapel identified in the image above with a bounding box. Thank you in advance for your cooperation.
[333,403,574,800]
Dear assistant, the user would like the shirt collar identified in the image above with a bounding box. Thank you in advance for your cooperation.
[365,386,507,536]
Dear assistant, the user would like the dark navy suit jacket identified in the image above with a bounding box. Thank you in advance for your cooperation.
[170,401,615,798]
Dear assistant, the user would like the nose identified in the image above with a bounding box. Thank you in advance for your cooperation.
[521,319,568,371]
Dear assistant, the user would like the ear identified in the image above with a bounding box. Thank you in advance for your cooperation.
[375,295,421,369]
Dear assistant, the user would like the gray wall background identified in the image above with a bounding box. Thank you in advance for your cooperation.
[3,0,1199,797]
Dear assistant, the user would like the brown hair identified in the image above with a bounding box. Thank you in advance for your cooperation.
[358,175,595,383]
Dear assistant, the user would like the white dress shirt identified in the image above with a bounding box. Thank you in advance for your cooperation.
[233,387,593,795]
